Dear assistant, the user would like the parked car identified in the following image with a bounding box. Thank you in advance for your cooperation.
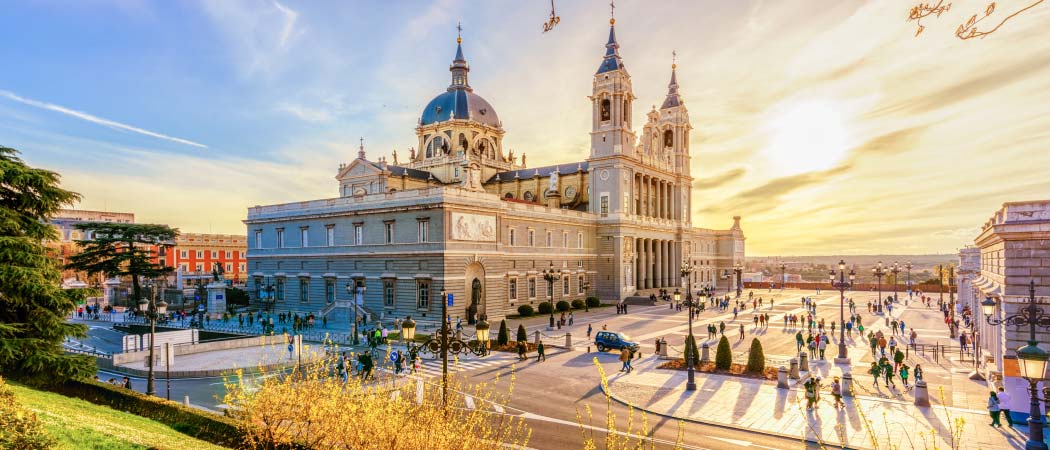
[594,331,639,353]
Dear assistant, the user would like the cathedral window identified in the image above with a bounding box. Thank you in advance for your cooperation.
[600,99,611,122]
[664,130,673,148]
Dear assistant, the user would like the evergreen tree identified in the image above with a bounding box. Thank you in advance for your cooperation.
[516,324,527,342]
[0,147,94,382]
[67,222,177,307]
[746,338,765,373]
[715,335,732,370]
[497,319,509,346]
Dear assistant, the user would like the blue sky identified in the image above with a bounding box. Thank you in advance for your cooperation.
[3,1,1050,255]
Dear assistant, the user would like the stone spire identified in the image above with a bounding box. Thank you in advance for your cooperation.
[449,22,471,91]
[357,137,366,160]
[596,2,624,74]
[661,51,683,109]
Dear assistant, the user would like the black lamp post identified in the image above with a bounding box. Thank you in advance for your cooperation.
[948,265,957,339]
[872,262,886,314]
[542,263,561,329]
[904,261,913,301]
[137,279,167,397]
[345,282,362,345]
[401,292,489,407]
[733,263,743,298]
[582,280,592,312]
[679,260,698,391]
[889,261,901,305]
[981,280,1050,450]
[780,264,787,290]
[829,260,855,363]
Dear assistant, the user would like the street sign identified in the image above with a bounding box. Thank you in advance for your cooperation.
[389,353,398,362]
[195,295,200,301]
[447,293,454,307]
[216,294,224,300]
[197,304,205,312]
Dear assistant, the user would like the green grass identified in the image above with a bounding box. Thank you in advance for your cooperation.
[10,383,229,450]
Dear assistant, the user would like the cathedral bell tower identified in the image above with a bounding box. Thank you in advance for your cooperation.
[589,15,636,159]
[658,56,691,177]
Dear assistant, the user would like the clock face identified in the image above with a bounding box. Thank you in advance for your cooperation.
[564,186,577,198]
[599,169,610,181]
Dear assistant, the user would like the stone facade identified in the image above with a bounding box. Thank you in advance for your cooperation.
[244,20,745,327]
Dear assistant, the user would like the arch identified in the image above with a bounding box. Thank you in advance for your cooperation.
[663,129,673,148]
[600,98,611,121]
[464,262,486,325]
[504,192,514,199]
[458,133,469,152]
[523,191,534,202]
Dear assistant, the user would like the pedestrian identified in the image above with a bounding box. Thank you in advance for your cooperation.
[889,336,898,357]
[817,334,827,359]
[988,391,1002,427]
[587,323,593,338]
[394,350,404,375]
[877,335,887,357]
[831,377,844,408]
[719,321,726,336]
[914,363,924,382]
[738,323,745,341]
[517,341,527,360]
[869,362,882,387]
[909,328,918,350]
[619,347,632,373]
[536,341,546,362]
[795,331,804,353]
[337,352,348,383]
[804,378,817,409]
[568,312,574,326]
[413,353,421,374]
[881,358,895,388]
[122,376,132,390]
[893,348,905,372]
[899,320,905,335]
[997,387,1013,427]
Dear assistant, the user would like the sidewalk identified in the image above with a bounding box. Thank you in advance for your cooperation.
[115,341,328,378]
[604,357,1030,450]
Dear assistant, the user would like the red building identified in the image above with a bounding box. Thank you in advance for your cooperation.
[155,233,248,285]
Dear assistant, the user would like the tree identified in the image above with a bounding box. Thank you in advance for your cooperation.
[497,319,509,346]
[746,338,765,373]
[67,223,177,307]
[516,324,527,342]
[715,336,732,370]
[0,146,94,382]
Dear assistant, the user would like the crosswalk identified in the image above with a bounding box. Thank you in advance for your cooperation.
[374,352,520,380]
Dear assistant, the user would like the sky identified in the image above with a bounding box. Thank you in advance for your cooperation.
[2,0,1049,256]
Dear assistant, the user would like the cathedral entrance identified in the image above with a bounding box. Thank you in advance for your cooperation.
[464,262,486,324]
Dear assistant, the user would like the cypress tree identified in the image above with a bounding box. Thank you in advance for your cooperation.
[715,335,732,370]
[516,324,527,342]
[746,338,765,373]
[497,319,509,346]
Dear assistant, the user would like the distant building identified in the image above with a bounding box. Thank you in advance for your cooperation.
[47,209,135,284]
[159,233,248,287]
[965,200,1050,418]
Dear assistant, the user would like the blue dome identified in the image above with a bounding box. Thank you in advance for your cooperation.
[420,89,500,128]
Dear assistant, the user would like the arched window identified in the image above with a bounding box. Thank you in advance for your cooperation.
[664,130,673,148]
[504,192,514,199]
[459,133,469,151]
[600,98,611,121]
[523,191,534,202]
[623,99,629,123]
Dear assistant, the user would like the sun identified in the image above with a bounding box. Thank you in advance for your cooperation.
[760,99,851,175]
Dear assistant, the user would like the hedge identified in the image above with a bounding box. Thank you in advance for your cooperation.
[570,299,585,310]
[537,302,553,315]
[586,297,601,307]
[0,377,55,450]
[516,304,534,317]
[42,378,244,448]
[555,300,571,312]
[715,336,732,370]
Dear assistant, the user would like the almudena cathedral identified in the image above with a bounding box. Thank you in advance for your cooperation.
[245,19,745,326]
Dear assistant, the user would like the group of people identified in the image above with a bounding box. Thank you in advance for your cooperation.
[803,376,845,410]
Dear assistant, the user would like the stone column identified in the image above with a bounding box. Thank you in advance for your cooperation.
[635,238,641,289]
[655,240,663,289]
[640,239,648,289]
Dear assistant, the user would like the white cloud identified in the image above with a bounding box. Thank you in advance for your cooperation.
[0,89,207,149]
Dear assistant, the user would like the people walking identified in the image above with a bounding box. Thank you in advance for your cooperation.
[988,391,1002,427]
[997,387,1013,427]
[831,377,845,408]
[619,347,632,373]
[536,341,546,362]
[869,362,883,387]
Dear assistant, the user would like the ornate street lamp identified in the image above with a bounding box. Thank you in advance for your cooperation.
[889,261,901,305]
[904,261,913,301]
[733,263,743,298]
[345,282,362,345]
[780,264,787,290]
[829,260,855,363]
[137,279,167,397]
[542,263,561,329]
[872,262,886,314]
[981,280,1050,450]
[582,280,592,312]
[401,292,488,407]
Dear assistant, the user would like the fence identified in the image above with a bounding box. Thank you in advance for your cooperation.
[905,342,976,364]
[743,281,957,294]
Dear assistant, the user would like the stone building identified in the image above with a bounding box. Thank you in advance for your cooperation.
[964,200,1050,415]
[244,18,745,327]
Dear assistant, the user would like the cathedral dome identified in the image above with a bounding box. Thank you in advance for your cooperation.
[420,89,500,128]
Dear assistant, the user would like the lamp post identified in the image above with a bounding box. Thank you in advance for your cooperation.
[905,261,913,301]
[948,265,957,339]
[582,280,592,312]
[679,260,698,391]
[733,263,743,298]
[345,282,362,345]
[542,263,561,329]
[872,262,886,314]
[981,280,1050,450]
[401,293,488,407]
[889,261,901,305]
[137,279,167,397]
[780,264,787,290]
[829,260,855,364]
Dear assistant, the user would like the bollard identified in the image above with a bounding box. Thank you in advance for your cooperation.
[885,316,890,327]
[659,338,668,357]
[700,343,711,363]
[799,351,809,372]
[565,332,573,351]
[184,395,190,407]
[777,366,789,389]
[789,358,800,379]
[842,373,854,398]
[913,380,931,406]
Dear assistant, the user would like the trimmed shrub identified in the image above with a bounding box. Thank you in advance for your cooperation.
[41,378,244,447]
[570,299,585,310]
[586,296,601,307]
[715,336,732,370]
[556,300,571,312]
[516,304,534,317]
[684,335,700,368]
[516,324,528,342]
[537,302,553,315]
[0,377,55,450]
[497,319,510,346]
[746,338,765,373]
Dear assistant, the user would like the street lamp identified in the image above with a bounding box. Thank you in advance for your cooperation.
[829,260,855,363]
[137,279,167,397]
[733,263,743,298]
[542,263,561,329]
[889,261,901,305]
[582,280,592,312]
[904,261,913,301]
[872,262,886,314]
[780,264,787,290]
[345,282,362,345]
[981,280,1050,450]
[401,292,488,407]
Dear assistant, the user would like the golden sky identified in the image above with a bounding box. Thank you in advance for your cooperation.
[4,0,1050,256]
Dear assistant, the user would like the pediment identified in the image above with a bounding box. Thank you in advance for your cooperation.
[336,159,382,181]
